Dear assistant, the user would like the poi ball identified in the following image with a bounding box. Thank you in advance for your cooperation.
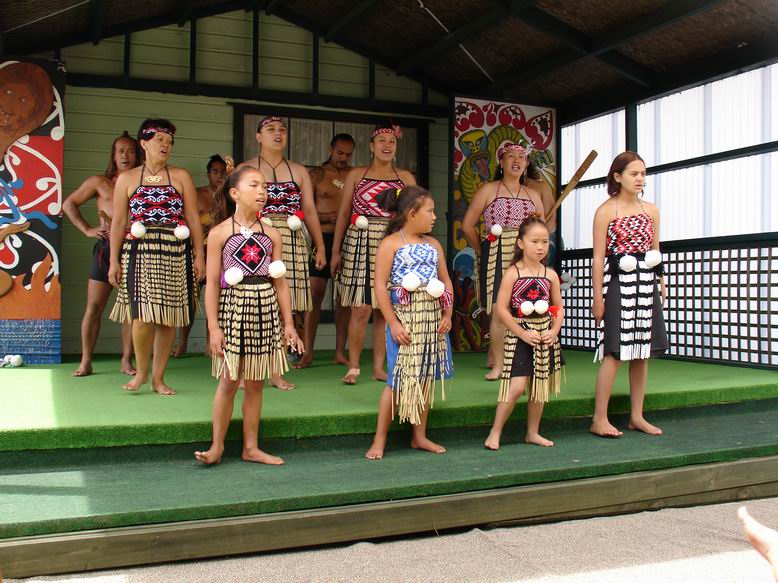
[560,281,572,292]
[130,221,146,238]
[355,215,369,230]
[490,224,503,237]
[401,272,421,292]
[174,224,190,240]
[260,216,273,227]
[224,267,244,286]
[534,299,549,314]
[269,260,287,279]
[561,271,573,283]
[520,301,535,316]
[287,215,302,231]
[644,249,663,269]
[619,254,637,272]
[426,277,445,298]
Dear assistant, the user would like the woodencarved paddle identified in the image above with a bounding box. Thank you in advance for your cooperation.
[544,150,598,223]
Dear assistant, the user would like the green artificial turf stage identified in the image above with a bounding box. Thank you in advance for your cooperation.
[1,399,777,539]
[1,351,777,451]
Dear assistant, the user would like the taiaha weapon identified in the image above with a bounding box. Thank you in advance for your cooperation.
[544,150,598,223]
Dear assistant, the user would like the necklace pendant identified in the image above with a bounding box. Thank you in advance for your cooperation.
[240,226,253,239]
[332,179,345,189]
[144,175,163,184]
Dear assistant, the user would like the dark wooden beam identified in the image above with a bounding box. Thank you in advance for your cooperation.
[175,0,194,27]
[264,0,284,15]
[243,0,261,12]
[89,0,108,45]
[368,58,376,102]
[513,5,589,53]
[122,31,131,85]
[189,18,197,85]
[252,8,259,89]
[312,32,319,97]
[325,0,380,43]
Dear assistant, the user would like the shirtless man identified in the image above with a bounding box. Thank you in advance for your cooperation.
[295,134,354,368]
[63,132,139,376]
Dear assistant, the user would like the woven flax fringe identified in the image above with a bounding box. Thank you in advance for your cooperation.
[211,281,288,382]
[337,217,388,308]
[499,314,562,403]
[110,225,198,327]
[267,215,312,312]
[391,291,449,425]
[481,228,519,313]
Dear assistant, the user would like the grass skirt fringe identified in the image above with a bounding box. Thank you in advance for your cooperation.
[266,215,312,312]
[499,314,563,403]
[337,217,389,308]
[390,292,450,425]
[211,280,288,382]
[110,225,198,327]
[478,228,519,313]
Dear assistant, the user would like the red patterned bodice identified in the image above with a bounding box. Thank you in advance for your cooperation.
[352,176,404,217]
[606,213,654,255]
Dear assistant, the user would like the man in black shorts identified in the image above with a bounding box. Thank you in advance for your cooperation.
[62,132,139,376]
[295,134,354,368]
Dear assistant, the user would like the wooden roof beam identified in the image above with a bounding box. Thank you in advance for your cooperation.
[325,0,381,43]
[174,0,193,27]
[89,0,108,45]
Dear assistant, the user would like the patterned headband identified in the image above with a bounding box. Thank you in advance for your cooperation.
[497,142,530,160]
[140,126,175,141]
[371,124,403,139]
[258,116,286,130]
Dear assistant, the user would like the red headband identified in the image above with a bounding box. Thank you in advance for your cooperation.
[258,116,286,130]
[497,142,530,160]
[140,126,174,141]
[371,124,403,139]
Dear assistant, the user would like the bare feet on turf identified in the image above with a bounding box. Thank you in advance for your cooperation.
[334,352,349,366]
[152,382,176,396]
[484,430,501,450]
[525,432,554,447]
[242,448,284,465]
[365,438,386,460]
[628,417,663,435]
[271,374,295,390]
[342,368,360,385]
[194,446,223,465]
[171,342,187,357]
[738,506,778,580]
[411,436,446,454]
[293,354,313,369]
[73,362,93,377]
[485,366,501,381]
[590,419,623,438]
[123,375,147,392]
[120,361,136,376]
[372,370,388,382]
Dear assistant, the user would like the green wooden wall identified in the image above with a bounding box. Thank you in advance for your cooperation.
[48,10,450,355]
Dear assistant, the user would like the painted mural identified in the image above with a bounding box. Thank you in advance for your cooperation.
[450,97,557,352]
[0,59,65,363]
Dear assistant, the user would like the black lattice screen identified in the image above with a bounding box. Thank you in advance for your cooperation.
[559,234,778,368]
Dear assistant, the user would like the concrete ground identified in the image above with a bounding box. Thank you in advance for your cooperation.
[12,497,778,583]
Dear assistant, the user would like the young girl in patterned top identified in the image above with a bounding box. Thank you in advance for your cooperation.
[195,166,303,466]
[590,151,668,438]
[365,186,454,460]
[484,215,564,449]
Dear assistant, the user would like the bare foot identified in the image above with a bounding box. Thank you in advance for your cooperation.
[342,368,360,385]
[486,356,495,368]
[334,352,349,366]
[242,448,284,465]
[120,361,136,376]
[293,354,313,369]
[525,433,554,447]
[590,418,623,438]
[484,429,501,450]
[171,342,187,357]
[365,437,386,460]
[411,436,446,454]
[152,382,177,396]
[271,374,295,390]
[738,507,778,580]
[194,446,223,465]
[73,362,93,377]
[485,366,501,381]
[372,370,388,383]
[123,375,147,392]
[628,417,663,435]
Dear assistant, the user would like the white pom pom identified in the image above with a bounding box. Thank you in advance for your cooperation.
[534,299,549,314]
[174,224,190,240]
[287,215,302,231]
[560,281,572,292]
[260,216,273,227]
[355,215,369,230]
[644,249,662,269]
[269,260,287,279]
[561,271,573,283]
[619,254,637,272]
[520,301,535,316]
[130,221,146,238]
[426,278,445,298]
[401,272,421,292]
[9,354,23,367]
[224,267,244,286]
[490,224,503,237]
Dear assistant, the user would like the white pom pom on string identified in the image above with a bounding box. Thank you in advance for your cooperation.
[174,224,190,240]
[490,224,503,237]
[355,215,369,230]
[287,215,303,231]
[10,355,23,367]
[561,271,573,283]
[534,299,549,314]
[224,267,244,286]
[260,216,273,227]
[560,281,572,292]
[401,272,421,292]
[130,221,146,238]
[269,260,287,279]
[520,301,535,316]
[644,249,663,269]
[426,278,445,298]
[619,254,637,272]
